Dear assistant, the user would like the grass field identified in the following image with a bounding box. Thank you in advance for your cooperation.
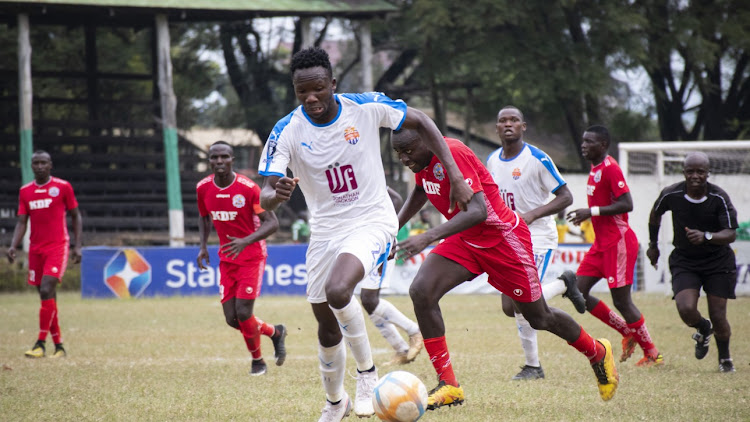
[1,292,749,422]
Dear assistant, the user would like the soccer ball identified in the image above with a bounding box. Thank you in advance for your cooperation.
[372,371,428,422]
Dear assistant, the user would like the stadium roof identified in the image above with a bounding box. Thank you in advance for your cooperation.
[0,0,399,21]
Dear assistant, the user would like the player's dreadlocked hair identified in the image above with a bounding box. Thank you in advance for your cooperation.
[290,47,333,78]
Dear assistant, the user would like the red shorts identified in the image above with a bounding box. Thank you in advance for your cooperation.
[577,229,637,289]
[219,258,266,303]
[431,223,541,303]
[27,245,68,285]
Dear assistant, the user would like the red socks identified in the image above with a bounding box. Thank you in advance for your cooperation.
[238,316,276,360]
[423,336,458,386]
[568,327,605,363]
[38,298,57,342]
[627,315,658,356]
[590,300,631,337]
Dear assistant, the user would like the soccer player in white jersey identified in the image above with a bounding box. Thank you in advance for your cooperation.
[258,47,473,422]
[486,106,586,380]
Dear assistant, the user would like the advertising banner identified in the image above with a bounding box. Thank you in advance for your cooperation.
[81,244,308,298]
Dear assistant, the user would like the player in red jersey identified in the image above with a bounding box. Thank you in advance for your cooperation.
[7,150,82,359]
[565,125,662,367]
[391,129,619,408]
[196,141,286,376]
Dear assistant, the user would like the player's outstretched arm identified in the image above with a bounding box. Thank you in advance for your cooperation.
[568,192,634,225]
[260,175,298,211]
[395,191,486,261]
[401,107,473,213]
[397,186,428,230]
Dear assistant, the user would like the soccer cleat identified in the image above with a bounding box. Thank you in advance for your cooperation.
[511,364,545,380]
[353,367,378,417]
[406,332,423,362]
[719,359,735,373]
[24,341,45,358]
[318,392,352,422]
[692,323,713,360]
[49,345,67,359]
[559,271,586,314]
[590,338,619,401]
[384,351,409,367]
[272,324,287,366]
[636,352,664,367]
[427,380,465,410]
[250,359,267,376]
[620,334,637,362]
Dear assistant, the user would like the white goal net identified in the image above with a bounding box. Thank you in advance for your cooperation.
[618,141,750,295]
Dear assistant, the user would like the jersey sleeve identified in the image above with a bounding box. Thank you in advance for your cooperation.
[536,152,566,194]
[250,183,265,215]
[340,92,407,130]
[455,147,484,195]
[259,109,295,177]
[651,186,673,218]
[63,182,79,211]
[17,189,28,216]
[606,162,630,199]
[196,185,208,217]
[714,187,739,230]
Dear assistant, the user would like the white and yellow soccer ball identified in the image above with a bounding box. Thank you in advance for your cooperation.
[372,371,428,422]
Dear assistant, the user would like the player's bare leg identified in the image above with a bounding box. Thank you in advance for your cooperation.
[409,254,472,410]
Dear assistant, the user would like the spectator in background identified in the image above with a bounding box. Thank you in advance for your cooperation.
[196,141,287,377]
[647,152,738,373]
[292,210,310,243]
[409,208,433,236]
[7,150,82,359]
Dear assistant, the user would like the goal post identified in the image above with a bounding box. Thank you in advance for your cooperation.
[618,140,750,295]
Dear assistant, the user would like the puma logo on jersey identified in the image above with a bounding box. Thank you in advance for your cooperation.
[423,180,441,195]
[211,210,238,221]
[29,198,53,210]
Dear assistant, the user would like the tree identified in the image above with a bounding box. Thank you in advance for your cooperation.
[629,0,750,140]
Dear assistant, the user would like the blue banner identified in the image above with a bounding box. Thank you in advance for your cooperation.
[81,244,308,299]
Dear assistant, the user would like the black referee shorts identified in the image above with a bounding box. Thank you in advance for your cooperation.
[669,249,737,299]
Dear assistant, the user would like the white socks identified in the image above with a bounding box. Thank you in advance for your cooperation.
[515,312,540,367]
[368,312,409,354]
[319,340,346,403]
[542,278,566,302]
[330,298,374,372]
[373,299,420,336]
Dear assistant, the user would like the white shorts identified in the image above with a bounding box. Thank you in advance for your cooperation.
[306,224,396,304]
[358,255,395,291]
[534,248,554,283]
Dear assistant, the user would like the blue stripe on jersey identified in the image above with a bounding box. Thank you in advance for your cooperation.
[527,144,566,193]
[340,92,408,129]
[302,96,343,127]
[260,108,297,177]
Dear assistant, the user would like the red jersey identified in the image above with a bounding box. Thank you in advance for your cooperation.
[415,138,518,248]
[17,177,78,252]
[197,173,267,263]
[586,156,632,249]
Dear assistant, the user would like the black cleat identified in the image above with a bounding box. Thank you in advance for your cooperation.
[719,359,735,373]
[511,364,545,380]
[250,359,267,376]
[559,270,586,314]
[692,322,713,360]
[272,324,287,366]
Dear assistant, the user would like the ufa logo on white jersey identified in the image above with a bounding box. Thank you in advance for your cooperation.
[211,211,238,221]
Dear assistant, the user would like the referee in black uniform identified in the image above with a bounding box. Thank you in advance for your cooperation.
[647,152,738,373]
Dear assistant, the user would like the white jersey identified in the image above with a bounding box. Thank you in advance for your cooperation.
[259,93,405,240]
[486,142,566,250]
